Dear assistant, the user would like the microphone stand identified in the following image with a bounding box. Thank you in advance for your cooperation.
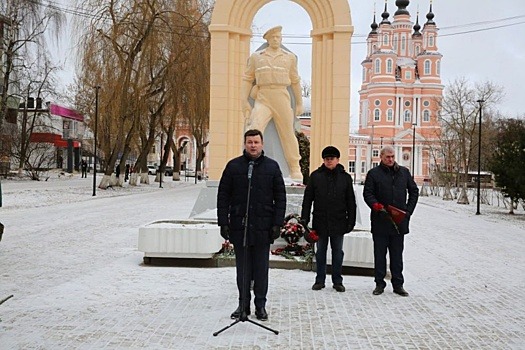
[213,161,279,336]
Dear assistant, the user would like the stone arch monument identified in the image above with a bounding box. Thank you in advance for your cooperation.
[207,0,353,181]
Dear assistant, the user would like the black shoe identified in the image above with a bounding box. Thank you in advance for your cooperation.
[230,305,250,319]
[393,286,409,297]
[312,282,325,290]
[373,285,385,295]
[255,307,268,321]
[333,283,345,292]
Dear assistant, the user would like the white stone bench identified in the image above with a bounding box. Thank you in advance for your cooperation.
[138,220,223,259]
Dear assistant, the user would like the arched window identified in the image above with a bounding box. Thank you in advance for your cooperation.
[393,37,398,51]
[436,60,441,75]
[423,110,430,122]
[401,35,406,52]
[429,35,434,47]
[415,45,420,55]
[383,33,389,45]
[424,60,431,75]
[374,109,381,122]
[362,67,366,81]
[386,59,393,73]
[387,109,394,122]
[374,59,381,74]
[404,110,411,123]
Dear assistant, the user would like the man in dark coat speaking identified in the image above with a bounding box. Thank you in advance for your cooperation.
[217,129,286,321]
[363,145,419,297]
[301,146,357,292]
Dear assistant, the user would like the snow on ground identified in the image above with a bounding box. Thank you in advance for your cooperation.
[0,173,524,349]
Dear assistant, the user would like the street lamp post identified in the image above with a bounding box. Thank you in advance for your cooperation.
[159,133,163,188]
[412,121,417,178]
[476,99,485,215]
[92,86,100,196]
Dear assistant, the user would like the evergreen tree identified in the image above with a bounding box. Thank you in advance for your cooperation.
[489,119,525,212]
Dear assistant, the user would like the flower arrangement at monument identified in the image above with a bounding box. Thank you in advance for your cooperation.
[217,240,234,258]
[271,214,315,261]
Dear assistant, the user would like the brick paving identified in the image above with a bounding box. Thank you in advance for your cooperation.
[0,183,524,349]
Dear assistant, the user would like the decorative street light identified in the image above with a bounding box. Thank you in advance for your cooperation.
[159,132,163,188]
[412,121,417,178]
[476,99,485,215]
[92,86,100,197]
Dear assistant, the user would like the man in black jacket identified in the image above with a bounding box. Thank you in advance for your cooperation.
[363,145,419,297]
[217,129,286,321]
[301,146,357,292]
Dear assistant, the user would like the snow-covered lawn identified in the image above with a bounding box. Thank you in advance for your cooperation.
[0,173,524,349]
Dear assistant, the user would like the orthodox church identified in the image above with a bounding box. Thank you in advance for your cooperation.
[350,0,443,184]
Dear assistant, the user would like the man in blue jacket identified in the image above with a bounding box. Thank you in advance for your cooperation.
[363,145,419,297]
[301,146,357,292]
[217,129,286,321]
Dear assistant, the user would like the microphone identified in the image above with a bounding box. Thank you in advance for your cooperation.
[247,161,254,179]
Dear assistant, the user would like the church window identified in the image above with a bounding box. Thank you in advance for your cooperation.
[374,109,381,122]
[415,45,420,55]
[429,35,434,47]
[423,100,430,107]
[401,35,406,52]
[424,60,431,75]
[404,110,411,122]
[393,37,398,51]
[387,109,394,121]
[437,60,441,75]
[375,59,381,74]
[383,34,389,46]
[362,67,366,81]
[374,99,381,106]
[404,101,411,107]
[405,71,411,80]
[387,59,393,73]
[387,99,393,106]
[423,110,430,122]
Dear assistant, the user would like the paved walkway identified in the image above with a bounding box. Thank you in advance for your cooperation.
[0,181,524,349]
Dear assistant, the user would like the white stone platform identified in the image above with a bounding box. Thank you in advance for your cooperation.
[138,220,223,259]
[138,184,375,270]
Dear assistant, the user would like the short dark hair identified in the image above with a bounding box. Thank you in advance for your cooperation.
[244,129,263,142]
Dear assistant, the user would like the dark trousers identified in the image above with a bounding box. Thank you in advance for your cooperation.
[234,243,270,309]
[372,232,405,288]
[315,234,344,285]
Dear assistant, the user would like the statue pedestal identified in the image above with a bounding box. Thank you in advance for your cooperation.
[138,184,375,273]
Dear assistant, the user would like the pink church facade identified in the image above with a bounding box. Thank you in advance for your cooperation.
[349,1,443,184]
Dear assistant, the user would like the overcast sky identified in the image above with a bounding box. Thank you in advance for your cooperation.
[53,0,525,127]
[250,0,525,128]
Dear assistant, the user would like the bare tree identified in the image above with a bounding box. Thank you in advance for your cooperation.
[14,58,58,176]
[77,0,166,188]
[0,0,63,169]
[75,0,214,188]
[438,78,503,191]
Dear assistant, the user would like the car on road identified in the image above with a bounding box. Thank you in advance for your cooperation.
[164,166,174,176]
[147,165,157,175]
